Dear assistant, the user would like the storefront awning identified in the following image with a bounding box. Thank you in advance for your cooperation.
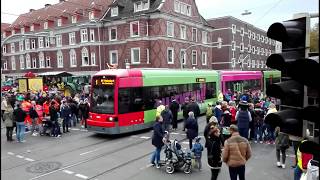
[38,71,73,76]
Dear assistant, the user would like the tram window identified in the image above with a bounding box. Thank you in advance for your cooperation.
[119,87,144,114]
[206,82,216,99]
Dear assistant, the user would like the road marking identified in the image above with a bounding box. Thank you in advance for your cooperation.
[63,170,74,175]
[7,152,14,155]
[75,174,88,179]
[25,158,35,162]
[131,135,138,138]
[80,149,99,156]
[140,136,151,139]
[16,155,24,158]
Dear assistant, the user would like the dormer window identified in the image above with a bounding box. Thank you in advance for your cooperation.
[44,22,48,29]
[89,11,94,20]
[57,19,62,27]
[111,7,118,17]
[30,25,34,31]
[12,30,15,35]
[21,28,25,34]
[71,15,77,23]
[134,0,150,12]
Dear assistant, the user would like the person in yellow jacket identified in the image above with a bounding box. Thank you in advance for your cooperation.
[156,100,165,118]
[218,91,224,102]
[294,140,313,180]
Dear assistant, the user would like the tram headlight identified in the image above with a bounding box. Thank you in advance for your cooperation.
[109,117,114,121]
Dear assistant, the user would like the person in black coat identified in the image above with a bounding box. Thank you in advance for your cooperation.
[181,97,190,131]
[185,111,199,149]
[13,103,27,142]
[169,98,179,131]
[49,101,60,137]
[151,116,164,168]
[187,97,200,119]
[206,126,223,180]
[29,101,39,135]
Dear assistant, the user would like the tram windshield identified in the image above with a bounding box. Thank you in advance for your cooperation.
[91,76,115,114]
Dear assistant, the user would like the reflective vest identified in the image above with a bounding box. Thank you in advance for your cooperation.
[156,105,165,117]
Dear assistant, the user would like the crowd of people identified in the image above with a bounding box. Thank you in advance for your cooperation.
[150,89,317,180]
[1,90,90,142]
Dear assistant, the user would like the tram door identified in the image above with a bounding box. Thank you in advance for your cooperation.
[233,82,244,93]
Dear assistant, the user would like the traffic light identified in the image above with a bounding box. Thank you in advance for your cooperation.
[264,16,320,140]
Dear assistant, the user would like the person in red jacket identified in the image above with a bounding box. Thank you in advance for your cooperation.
[294,140,313,180]
[229,101,237,125]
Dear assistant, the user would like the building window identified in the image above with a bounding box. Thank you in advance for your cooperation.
[202,31,208,44]
[56,35,62,47]
[167,21,174,37]
[240,27,244,36]
[25,39,30,50]
[39,52,45,68]
[257,34,260,42]
[109,27,117,41]
[167,48,174,64]
[111,7,118,17]
[46,56,51,67]
[69,49,77,67]
[252,46,255,54]
[248,30,251,39]
[81,48,89,66]
[131,48,140,64]
[186,5,191,16]
[261,35,264,43]
[21,28,25,34]
[252,60,255,68]
[44,22,48,29]
[232,24,236,34]
[3,61,7,70]
[217,37,222,49]
[57,19,62,27]
[69,32,76,45]
[30,25,34,31]
[71,15,77,23]
[89,11,94,20]
[81,29,88,42]
[38,37,44,48]
[11,56,16,70]
[26,54,31,69]
[109,50,118,65]
[180,25,186,39]
[31,40,36,49]
[257,47,260,55]
[265,37,269,44]
[57,50,63,68]
[231,58,236,68]
[10,43,15,53]
[192,50,197,65]
[252,32,255,40]
[240,43,244,52]
[19,41,24,52]
[174,0,180,12]
[269,49,272,55]
[2,45,6,54]
[134,0,150,12]
[32,58,37,68]
[90,29,95,42]
[12,30,15,35]
[231,41,236,51]
[146,48,150,64]
[192,28,197,42]
[257,60,260,68]
[247,44,251,53]
[261,48,264,56]
[130,21,139,37]
[247,59,251,68]
[91,52,96,65]
[45,37,50,48]
[180,49,186,65]
[20,55,25,69]
[201,52,207,65]
[179,2,191,16]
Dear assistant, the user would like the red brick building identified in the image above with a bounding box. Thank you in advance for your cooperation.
[1,0,279,79]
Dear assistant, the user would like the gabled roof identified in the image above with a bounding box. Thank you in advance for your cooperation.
[103,0,163,20]
[5,0,113,31]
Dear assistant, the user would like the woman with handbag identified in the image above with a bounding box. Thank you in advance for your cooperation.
[275,126,290,168]
[206,125,223,180]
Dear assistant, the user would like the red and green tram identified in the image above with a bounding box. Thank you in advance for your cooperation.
[87,69,219,134]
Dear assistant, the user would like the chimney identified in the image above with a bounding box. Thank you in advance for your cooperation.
[29,9,35,12]
[45,4,51,7]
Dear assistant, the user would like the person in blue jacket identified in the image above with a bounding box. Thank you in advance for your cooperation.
[151,116,164,169]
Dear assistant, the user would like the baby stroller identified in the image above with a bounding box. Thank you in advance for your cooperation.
[40,117,53,136]
[164,139,192,174]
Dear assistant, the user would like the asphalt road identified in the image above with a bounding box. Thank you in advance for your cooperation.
[1,116,295,180]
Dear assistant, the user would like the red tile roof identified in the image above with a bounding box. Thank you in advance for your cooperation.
[1,23,11,32]
[6,0,113,31]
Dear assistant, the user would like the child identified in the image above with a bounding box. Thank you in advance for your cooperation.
[191,136,204,170]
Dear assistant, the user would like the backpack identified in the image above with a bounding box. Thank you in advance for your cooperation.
[192,143,203,157]
[206,107,213,117]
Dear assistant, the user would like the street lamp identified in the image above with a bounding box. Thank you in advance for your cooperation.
[241,10,252,16]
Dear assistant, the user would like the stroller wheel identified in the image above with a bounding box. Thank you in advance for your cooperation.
[183,165,191,174]
[165,164,174,174]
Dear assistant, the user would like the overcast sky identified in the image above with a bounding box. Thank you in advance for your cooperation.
[1,0,319,30]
